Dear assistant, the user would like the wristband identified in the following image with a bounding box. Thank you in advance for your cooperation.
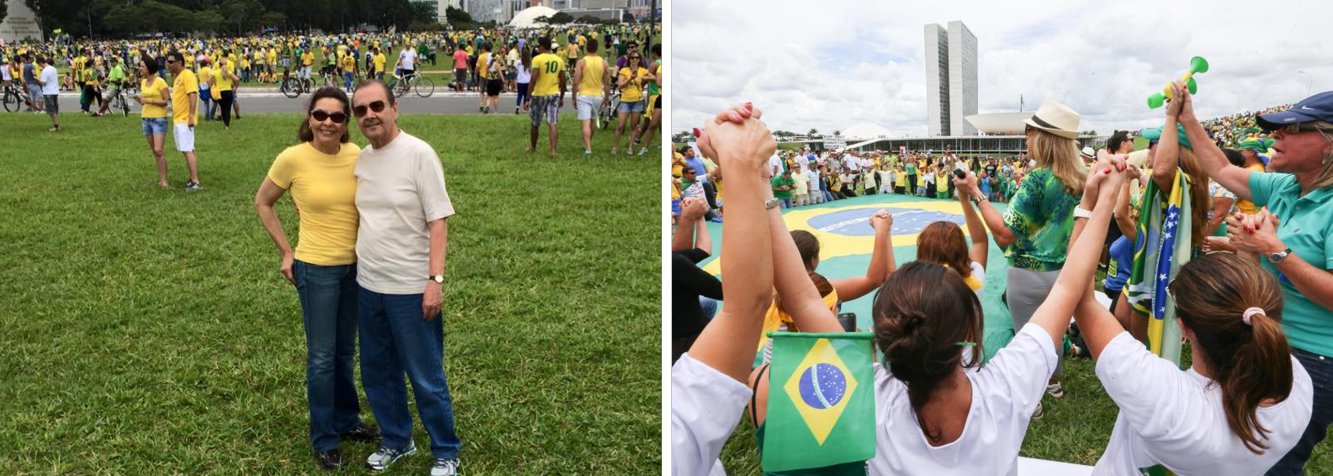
[1073,207,1094,220]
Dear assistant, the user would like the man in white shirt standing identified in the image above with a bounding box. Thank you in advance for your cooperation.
[37,56,60,132]
[350,80,461,476]
[397,46,417,81]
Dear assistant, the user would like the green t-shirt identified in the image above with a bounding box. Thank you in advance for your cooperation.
[772,175,795,200]
[1001,167,1080,271]
[1249,171,1333,356]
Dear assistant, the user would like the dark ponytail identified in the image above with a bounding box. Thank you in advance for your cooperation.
[1170,253,1291,454]
[872,262,983,443]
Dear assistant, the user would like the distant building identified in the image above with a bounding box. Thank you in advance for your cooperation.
[924,21,978,137]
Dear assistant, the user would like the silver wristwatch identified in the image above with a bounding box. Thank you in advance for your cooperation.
[1267,248,1292,264]
[765,198,781,209]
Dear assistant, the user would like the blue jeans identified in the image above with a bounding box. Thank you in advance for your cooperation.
[293,260,364,452]
[358,286,462,459]
[343,72,354,91]
[1268,348,1333,475]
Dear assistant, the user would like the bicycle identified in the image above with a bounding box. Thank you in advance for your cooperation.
[597,90,621,130]
[280,74,314,99]
[388,72,434,98]
[2,82,28,113]
[105,84,135,117]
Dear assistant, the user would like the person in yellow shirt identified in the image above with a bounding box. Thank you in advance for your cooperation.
[301,49,315,80]
[635,43,663,156]
[528,38,566,157]
[612,52,653,156]
[476,43,491,112]
[373,48,387,81]
[135,55,173,188]
[162,53,203,190]
[254,87,376,471]
[212,56,239,129]
[572,39,609,155]
[565,42,580,70]
[198,61,215,121]
[266,47,278,75]
[340,53,356,92]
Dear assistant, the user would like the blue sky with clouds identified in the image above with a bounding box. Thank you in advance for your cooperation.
[671,0,1333,138]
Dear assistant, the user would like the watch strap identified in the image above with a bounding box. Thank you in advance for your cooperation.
[1073,207,1094,220]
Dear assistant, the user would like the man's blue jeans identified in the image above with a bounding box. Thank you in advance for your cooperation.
[293,260,364,452]
[1268,348,1333,475]
[358,286,462,459]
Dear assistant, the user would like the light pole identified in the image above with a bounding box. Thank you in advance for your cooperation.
[1296,70,1313,97]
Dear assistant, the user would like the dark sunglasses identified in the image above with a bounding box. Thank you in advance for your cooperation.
[165,59,176,64]
[311,109,348,124]
[352,100,387,118]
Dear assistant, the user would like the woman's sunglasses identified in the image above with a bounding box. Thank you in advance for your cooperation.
[352,100,387,118]
[310,109,348,124]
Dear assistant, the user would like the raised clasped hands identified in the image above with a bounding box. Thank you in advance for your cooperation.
[869,209,893,231]
[696,102,775,177]
[1225,207,1283,254]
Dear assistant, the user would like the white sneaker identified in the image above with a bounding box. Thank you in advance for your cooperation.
[638,147,649,156]
[1032,401,1044,420]
[366,441,416,471]
[431,458,460,476]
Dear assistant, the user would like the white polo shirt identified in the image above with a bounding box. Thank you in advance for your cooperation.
[1092,332,1313,475]
[869,323,1056,475]
[354,131,455,294]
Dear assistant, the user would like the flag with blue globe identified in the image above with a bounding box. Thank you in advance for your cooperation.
[763,332,875,472]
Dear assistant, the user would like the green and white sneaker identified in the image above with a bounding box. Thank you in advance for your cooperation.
[366,441,416,471]
[431,458,460,476]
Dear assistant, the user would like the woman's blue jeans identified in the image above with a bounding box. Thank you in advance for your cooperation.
[293,260,365,452]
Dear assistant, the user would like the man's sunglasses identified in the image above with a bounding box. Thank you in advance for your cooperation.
[165,60,176,64]
[310,109,348,124]
[352,100,387,118]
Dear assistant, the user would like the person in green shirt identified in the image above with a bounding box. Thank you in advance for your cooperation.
[772,169,796,208]
[96,57,128,116]
[1168,84,1333,474]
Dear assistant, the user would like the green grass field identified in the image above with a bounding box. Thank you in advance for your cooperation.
[0,112,660,474]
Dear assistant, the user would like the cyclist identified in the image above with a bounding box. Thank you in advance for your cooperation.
[97,56,129,116]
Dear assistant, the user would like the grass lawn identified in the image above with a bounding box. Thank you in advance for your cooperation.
[699,194,1333,475]
[0,112,661,473]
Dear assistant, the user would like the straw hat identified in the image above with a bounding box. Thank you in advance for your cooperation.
[1024,99,1081,139]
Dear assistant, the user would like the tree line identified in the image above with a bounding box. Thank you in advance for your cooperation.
[21,0,440,39]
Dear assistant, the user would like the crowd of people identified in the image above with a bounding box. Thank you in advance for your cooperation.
[670,146,1046,221]
[671,82,1333,475]
[1204,104,1293,147]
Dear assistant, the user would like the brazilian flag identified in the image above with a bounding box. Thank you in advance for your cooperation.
[763,332,875,472]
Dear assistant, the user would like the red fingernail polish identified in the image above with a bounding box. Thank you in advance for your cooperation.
[1104,167,1112,174]
[692,128,701,137]
[745,102,753,110]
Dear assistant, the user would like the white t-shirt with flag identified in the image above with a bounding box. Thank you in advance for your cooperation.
[671,353,750,476]
[1091,331,1313,476]
[869,323,1056,475]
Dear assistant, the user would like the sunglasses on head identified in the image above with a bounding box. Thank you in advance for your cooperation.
[311,109,348,124]
[352,100,387,117]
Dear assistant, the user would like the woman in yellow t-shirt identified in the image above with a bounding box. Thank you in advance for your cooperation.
[612,52,655,156]
[212,57,239,129]
[255,87,376,467]
[135,56,172,189]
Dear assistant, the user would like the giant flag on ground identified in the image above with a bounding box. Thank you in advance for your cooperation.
[1125,168,1193,367]
[763,332,875,472]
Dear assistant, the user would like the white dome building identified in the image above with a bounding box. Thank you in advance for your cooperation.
[841,123,893,141]
[509,6,560,29]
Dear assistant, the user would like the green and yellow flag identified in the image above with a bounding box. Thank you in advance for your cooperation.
[763,332,875,472]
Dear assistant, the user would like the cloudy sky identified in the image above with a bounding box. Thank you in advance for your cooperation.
[670,0,1333,138]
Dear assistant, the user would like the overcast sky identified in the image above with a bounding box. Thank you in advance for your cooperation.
[670,0,1333,138]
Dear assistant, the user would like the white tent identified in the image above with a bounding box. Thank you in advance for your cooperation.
[509,6,560,29]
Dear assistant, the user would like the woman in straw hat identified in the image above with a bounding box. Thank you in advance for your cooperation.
[964,99,1088,416]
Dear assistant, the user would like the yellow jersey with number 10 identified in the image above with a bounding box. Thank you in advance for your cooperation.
[531,53,564,97]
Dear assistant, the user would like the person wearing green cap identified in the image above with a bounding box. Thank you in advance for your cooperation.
[1235,136,1273,214]
[1166,81,1333,475]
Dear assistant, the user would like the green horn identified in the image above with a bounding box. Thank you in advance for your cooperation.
[1189,56,1209,74]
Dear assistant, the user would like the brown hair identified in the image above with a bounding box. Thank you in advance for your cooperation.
[1169,253,1292,454]
[1028,129,1087,194]
[916,221,971,278]
[299,86,351,144]
[1176,147,1210,249]
[773,272,836,331]
[791,230,820,272]
[873,262,983,443]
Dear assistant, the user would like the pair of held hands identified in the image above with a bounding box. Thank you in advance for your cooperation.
[276,253,444,320]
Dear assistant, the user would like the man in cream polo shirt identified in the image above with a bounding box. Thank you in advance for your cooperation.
[350,80,461,476]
